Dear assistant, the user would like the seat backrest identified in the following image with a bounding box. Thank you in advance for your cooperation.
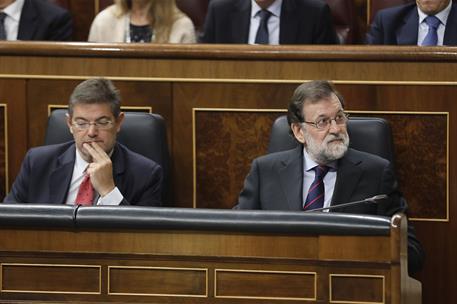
[324,0,359,44]
[267,115,395,163]
[368,0,412,24]
[44,109,170,203]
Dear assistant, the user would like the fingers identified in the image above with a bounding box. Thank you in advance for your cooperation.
[83,142,110,163]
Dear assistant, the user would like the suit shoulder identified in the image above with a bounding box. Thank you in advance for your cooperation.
[374,2,416,20]
[253,148,299,165]
[346,148,390,167]
[30,0,70,16]
[27,142,73,158]
[208,0,235,10]
[117,144,161,170]
[293,0,330,10]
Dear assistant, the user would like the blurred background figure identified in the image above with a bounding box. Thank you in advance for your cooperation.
[88,0,196,43]
[0,0,72,41]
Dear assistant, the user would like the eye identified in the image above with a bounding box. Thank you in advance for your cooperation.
[316,117,330,128]
[96,120,110,126]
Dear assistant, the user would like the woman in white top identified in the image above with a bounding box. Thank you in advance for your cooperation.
[88,0,196,43]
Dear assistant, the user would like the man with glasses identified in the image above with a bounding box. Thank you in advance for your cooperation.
[235,80,424,273]
[4,78,162,206]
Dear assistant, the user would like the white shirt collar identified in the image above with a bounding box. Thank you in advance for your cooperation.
[2,0,24,22]
[251,0,282,18]
[417,0,452,25]
[303,147,337,171]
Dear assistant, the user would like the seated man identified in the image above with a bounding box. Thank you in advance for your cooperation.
[4,78,163,206]
[200,0,339,44]
[367,0,457,45]
[0,0,72,41]
[235,80,424,273]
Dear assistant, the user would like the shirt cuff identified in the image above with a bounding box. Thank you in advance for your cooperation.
[96,187,123,206]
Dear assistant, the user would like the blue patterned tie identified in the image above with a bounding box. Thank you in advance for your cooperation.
[421,15,441,46]
[0,12,7,40]
[255,10,271,44]
[303,165,329,210]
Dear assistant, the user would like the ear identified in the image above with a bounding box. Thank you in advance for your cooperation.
[291,123,305,144]
[115,112,125,133]
[65,113,74,134]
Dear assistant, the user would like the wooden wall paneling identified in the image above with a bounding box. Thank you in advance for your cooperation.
[0,79,27,199]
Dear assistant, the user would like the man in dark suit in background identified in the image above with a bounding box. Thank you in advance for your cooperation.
[200,0,339,44]
[235,80,424,273]
[0,0,72,41]
[367,0,457,45]
[4,78,163,206]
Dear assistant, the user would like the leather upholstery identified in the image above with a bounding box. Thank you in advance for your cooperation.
[324,0,358,44]
[0,204,391,235]
[268,115,395,163]
[44,109,170,203]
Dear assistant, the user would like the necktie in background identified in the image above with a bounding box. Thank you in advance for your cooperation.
[303,165,329,211]
[0,12,7,40]
[255,10,271,44]
[421,15,441,46]
[75,174,94,206]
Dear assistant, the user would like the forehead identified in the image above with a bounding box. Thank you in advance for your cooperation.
[71,103,114,119]
[302,94,343,119]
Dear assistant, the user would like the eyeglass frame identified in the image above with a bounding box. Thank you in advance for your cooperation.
[70,118,115,131]
[301,111,349,130]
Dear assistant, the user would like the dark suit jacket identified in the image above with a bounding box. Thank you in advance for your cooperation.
[235,146,424,273]
[17,0,73,41]
[366,2,457,45]
[200,0,339,44]
[4,142,163,206]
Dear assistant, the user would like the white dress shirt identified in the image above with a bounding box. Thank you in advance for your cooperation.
[248,0,282,45]
[65,149,123,206]
[303,148,338,211]
[417,0,452,46]
[1,0,24,40]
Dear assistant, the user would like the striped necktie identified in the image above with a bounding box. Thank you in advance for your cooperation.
[303,165,329,211]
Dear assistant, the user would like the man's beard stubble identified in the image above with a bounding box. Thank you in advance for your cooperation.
[304,131,349,165]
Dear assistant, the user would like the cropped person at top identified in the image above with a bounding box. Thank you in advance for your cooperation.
[367,0,457,45]
[0,0,72,41]
[4,78,163,206]
[200,0,339,44]
[88,0,196,43]
[234,80,424,274]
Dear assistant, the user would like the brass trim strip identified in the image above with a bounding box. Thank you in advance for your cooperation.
[107,266,208,297]
[329,273,385,304]
[214,268,317,301]
[193,108,449,222]
[0,263,101,295]
[94,0,99,14]
[2,74,457,85]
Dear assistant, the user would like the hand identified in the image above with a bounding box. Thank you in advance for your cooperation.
[83,142,115,197]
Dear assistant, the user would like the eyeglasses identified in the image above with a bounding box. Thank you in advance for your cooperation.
[302,112,349,130]
[72,119,114,131]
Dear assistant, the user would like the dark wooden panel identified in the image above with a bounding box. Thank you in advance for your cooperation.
[330,274,384,302]
[1,264,100,293]
[215,270,315,300]
[109,267,206,296]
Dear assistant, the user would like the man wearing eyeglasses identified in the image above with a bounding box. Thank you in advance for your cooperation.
[4,78,163,206]
[235,80,424,273]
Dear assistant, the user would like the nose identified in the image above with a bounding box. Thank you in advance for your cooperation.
[328,119,342,133]
[87,124,99,137]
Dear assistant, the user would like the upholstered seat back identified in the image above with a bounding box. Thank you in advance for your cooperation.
[44,109,170,203]
[268,115,395,163]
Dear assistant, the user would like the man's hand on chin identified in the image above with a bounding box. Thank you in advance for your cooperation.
[83,142,115,197]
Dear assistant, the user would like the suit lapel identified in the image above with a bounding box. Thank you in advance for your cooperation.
[49,144,76,204]
[396,8,419,45]
[277,146,303,210]
[331,149,363,209]
[444,3,457,45]
[231,0,251,43]
[279,0,299,44]
[17,0,38,40]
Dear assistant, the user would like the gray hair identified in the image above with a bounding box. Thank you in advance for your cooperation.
[68,78,121,117]
[287,80,344,126]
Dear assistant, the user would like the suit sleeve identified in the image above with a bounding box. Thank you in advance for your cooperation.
[46,10,73,41]
[366,12,384,44]
[378,162,425,275]
[199,1,216,43]
[233,159,261,209]
[313,3,339,44]
[3,151,32,203]
[120,163,163,207]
